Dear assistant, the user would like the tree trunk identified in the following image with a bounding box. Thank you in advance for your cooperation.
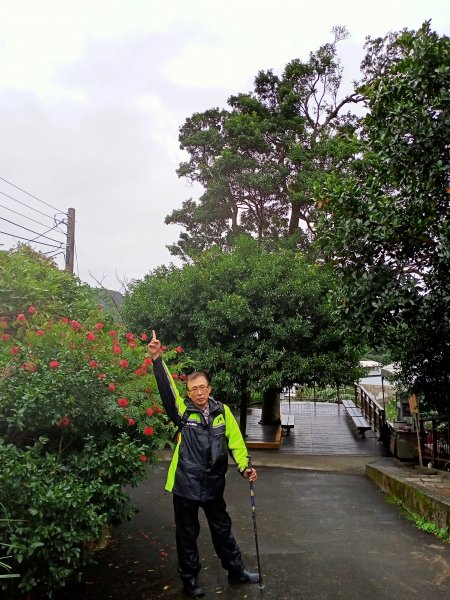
[239,387,250,436]
[260,387,280,425]
[288,201,301,235]
[231,202,239,232]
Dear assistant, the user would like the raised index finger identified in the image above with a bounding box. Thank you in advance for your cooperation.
[152,330,157,341]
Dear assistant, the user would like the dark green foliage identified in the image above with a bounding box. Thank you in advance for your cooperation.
[317,22,450,412]
[123,237,363,418]
[166,28,361,260]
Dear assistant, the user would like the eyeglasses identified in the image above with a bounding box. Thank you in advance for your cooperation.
[188,384,209,394]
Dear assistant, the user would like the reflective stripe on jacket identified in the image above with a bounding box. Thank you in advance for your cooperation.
[153,357,249,501]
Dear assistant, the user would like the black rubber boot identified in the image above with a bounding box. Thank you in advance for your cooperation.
[228,569,260,584]
[182,576,205,597]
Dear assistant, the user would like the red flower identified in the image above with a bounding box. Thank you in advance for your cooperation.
[128,341,136,349]
[71,320,81,330]
[98,373,106,379]
[140,333,148,341]
[120,359,129,369]
[95,322,104,329]
[181,373,187,381]
[139,455,148,462]
[1,333,9,341]
[17,313,26,321]
[108,383,116,392]
[161,345,167,351]
[21,362,34,371]
[144,358,153,365]
[176,346,183,353]
[128,418,135,426]
[58,416,70,427]
[145,387,153,394]
[11,346,20,355]
[146,407,153,417]
[172,373,179,380]
[152,405,161,413]
[125,332,134,340]
[49,360,59,368]
[143,426,154,436]
[109,330,117,337]
[89,360,97,368]
[36,330,44,336]
[61,317,69,324]
[86,332,96,341]
[117,397,129,407]
[28,306,37,314]
[113,345,122,355]
[135,368,143,376]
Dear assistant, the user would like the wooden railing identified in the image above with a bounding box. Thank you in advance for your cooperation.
[354,384,387,437]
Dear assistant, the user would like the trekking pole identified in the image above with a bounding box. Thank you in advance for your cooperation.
[247,455,264,591]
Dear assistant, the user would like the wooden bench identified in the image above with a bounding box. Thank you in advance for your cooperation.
[341,400,371,437]
[281,414,295,436]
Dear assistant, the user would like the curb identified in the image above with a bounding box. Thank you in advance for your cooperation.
[366,457,450,530]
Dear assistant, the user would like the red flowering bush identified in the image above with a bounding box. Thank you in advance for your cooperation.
[0,306,187,596]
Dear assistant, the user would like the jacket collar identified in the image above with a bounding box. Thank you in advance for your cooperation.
[185,396,221,413]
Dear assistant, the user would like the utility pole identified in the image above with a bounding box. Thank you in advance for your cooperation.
[65,208,75,273]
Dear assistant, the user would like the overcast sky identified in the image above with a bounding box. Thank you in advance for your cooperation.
[0,0,448,291]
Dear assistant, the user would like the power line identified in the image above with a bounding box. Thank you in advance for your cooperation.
[0,230,62,249]
[44,249,65,260]
[0,202,66,233]
[0,175,65,213]
[0,190,58,222]
[29,222,66,245]
[0,216,64,245]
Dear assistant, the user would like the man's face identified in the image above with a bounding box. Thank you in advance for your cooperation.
[187,376,211,409]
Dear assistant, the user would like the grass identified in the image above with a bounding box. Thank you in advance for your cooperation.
[386,495,450,542]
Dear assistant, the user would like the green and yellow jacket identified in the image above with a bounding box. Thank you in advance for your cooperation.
[153,357,249,501]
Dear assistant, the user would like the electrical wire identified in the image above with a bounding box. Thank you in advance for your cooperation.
[0,216,64,245]
[0,230,62,249]
[0,202,65,233]
[29,222,66,245]
[0,190,59,222]
[0,175,65,213]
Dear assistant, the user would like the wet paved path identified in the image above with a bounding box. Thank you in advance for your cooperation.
[56,462,450,600]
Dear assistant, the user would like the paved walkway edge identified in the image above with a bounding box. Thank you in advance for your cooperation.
[366,457,450,530]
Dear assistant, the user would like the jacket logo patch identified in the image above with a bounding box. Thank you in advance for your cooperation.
[213,414,225,427]
[188,413,201,422]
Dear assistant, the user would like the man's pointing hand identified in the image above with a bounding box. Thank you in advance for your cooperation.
[148,329,162,360]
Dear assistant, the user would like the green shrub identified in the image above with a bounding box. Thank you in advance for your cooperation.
[0,306,184,596]
[0,246,96,321]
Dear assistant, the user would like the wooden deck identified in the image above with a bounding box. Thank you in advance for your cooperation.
[245,409,282,449]
[244,401,384,456]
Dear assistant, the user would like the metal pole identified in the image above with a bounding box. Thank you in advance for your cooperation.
[247,455,264,591]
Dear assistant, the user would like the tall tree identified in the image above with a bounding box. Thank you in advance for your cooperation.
[317,22,450,412]
[166,27,361,261]
[122,237,362,432]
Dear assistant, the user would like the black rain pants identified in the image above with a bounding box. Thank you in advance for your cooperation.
[173,493,245,581]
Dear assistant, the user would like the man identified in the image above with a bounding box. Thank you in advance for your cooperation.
[148,330,259,598]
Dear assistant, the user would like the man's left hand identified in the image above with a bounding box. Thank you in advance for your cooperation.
[244,467,257,482]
